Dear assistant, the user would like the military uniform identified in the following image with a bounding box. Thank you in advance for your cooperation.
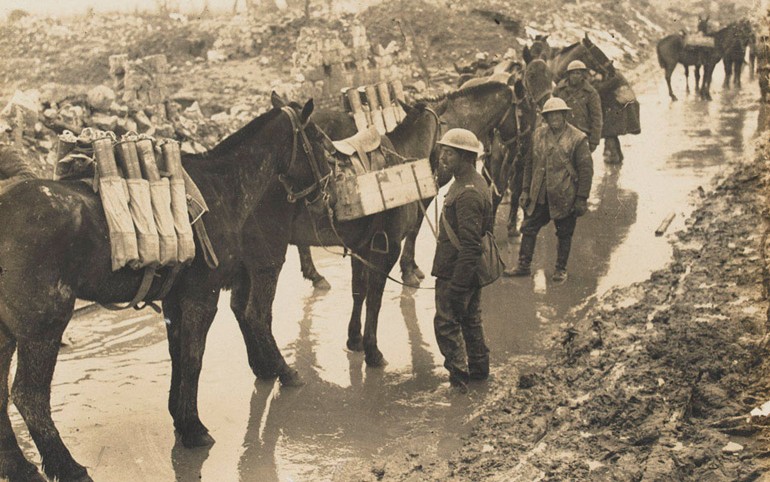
[518,123,593,272]
[431,168,493,384]
[0,145,36,193]
[554,78,603,151]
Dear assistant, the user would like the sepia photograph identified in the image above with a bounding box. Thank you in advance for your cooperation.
[0,0,768,480]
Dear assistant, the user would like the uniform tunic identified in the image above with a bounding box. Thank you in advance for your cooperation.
[554,78,603,150]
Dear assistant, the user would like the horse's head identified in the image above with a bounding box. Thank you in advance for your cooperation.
[269,92,335,204]
[697,15,711,35]
[392,100,442,161]
[580,34,615,76]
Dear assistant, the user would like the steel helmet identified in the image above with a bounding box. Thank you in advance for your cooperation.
[437,128,483,154]
[566,60,588,72]
[541,97,571,114]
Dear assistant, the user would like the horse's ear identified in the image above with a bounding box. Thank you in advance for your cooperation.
[543,34,549,41]
[523,46,532,64]
[271,91,286,108]
[300,99,314,124]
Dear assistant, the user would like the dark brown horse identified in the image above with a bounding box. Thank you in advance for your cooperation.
[0,99,331,481]
[399,81,517,286]
[699,17,754,88]
[297,82,518,289]
[656,31,717,101]
[235,94,440,371]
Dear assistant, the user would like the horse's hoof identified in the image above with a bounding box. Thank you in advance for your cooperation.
[312,277,331,291]
[365,351,388,367]
[413,266,425,280]
[671,96,678,102]
[180,430,216,448]
[279,368,304,387]
[347,338,364,352]
[402,272,421,287]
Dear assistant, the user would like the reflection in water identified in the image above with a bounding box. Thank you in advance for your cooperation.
[489,163,638,358]
[172,439,211,482]
[399,286,440,389]
[237,381,279,482]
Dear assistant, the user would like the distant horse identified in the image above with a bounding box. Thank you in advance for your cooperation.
[656,31,718,101]
[698,16,754,88]
[0,99,331,481]
[239,94,439,369]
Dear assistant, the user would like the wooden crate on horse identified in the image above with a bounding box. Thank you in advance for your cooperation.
[331,126,437,221]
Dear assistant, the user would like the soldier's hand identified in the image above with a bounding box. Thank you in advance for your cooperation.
[574,197,588,217]
[589,143,598,153]
[519,192,530,209]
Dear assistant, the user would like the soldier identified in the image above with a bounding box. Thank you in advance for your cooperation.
[432,128,494,394]
[554,60,603,153]
[0,144,36,193]
[503,97,593,282]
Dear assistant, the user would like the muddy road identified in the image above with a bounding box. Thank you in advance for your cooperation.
[13,66,760,481]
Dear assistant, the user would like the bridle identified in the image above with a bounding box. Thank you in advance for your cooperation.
[278,106,331,203]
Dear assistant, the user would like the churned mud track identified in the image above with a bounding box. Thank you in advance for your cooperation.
[339,140,770,481]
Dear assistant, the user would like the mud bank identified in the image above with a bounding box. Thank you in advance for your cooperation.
[336,140,770,480]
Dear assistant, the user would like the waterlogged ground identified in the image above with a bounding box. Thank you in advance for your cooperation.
[9,66,762,481]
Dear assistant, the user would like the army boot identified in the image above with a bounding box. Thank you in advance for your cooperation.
[553,237,572,282]
[504,234,536,276]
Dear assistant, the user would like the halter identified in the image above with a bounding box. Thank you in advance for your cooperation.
[278,106,331,203]
[496,103,519,146]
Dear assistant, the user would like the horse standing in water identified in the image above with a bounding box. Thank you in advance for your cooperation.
[698,16,754,88]
[235,94,440,370]
[0,99,331,481]
[656,31,716,101]
[297,82,518,289]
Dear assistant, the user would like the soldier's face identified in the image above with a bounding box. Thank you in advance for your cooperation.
[440,146,467,175]
[544,111,567,131]
[568,71,584,85]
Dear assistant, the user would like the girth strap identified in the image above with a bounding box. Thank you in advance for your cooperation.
[101,266,157,312]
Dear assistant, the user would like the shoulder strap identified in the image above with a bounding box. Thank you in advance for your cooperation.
[440,208,461,250]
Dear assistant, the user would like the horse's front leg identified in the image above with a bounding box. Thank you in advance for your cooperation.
[684,65,690,93]
[242,266,302,386]
[298,245,331,290]
[164,288,219,448]
[13,337,92,482]
[363,243,401,367]
[347,256,368,352]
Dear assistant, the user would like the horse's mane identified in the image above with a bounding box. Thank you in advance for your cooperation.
[556,42,581,55]
[416,81,509,103]
[195,107,284,158]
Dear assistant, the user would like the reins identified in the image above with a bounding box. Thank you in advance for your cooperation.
[305,107,443,290]
[278,106,331,203]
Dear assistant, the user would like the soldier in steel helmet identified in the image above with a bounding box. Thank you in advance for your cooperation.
[432,128,494,393]
[503,97,593,282]
[554,60,603,153]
